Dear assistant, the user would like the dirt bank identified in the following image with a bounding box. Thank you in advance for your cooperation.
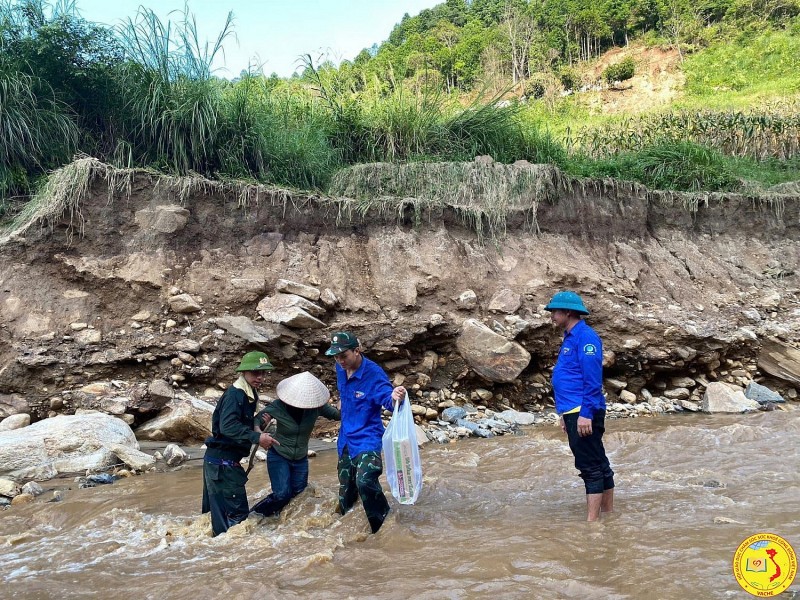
[0,158,798,430]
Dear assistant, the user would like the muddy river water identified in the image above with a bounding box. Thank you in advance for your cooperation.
[1,410,798,599]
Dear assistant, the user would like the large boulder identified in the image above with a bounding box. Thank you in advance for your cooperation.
[758,338,800,386]
[456,319,531,383]
[0,413,138,481]
[0,393,29,419]
[702,383,761,413]
[136,393,214,443]
[110,444,156,471]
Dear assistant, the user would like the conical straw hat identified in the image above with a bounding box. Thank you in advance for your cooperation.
[276,371,330,409]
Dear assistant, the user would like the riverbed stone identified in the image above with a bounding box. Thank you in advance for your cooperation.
[0,413,139,480]
[441,406,467,423]
[744,381,785,404]
[663,388,691,400]
[496,409,537,426]
[0,414,31,431]
[21,481,44,496]
[110,444,156,471]
[702,383,761,413]
[456,319,531,383]
[163,443,188,466]
[0,477,20,498]
[256,294,326,329]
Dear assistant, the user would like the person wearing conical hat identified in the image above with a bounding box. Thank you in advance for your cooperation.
[201,351,280,536]
[251,371,340,517]
[325,331,407,534]
[545,291,615,521]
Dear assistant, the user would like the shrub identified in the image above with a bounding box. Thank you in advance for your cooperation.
[603,57,635,84]
[557,66,581,91]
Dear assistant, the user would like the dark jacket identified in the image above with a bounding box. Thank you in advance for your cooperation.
[204,385,262,462]
[257,399,340,461]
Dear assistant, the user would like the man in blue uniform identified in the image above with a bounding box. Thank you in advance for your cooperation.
[545,292,615,521]
[202,351,279,536]
[325,332,406,533]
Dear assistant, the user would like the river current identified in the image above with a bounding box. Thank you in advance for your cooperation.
[1,409,798,599]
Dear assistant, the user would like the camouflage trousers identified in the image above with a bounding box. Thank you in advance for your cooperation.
[337,448,390,533]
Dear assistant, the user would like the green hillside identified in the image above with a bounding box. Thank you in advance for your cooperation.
[1,0,799,220]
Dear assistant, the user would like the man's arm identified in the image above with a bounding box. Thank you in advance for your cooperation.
[578,336,604,420]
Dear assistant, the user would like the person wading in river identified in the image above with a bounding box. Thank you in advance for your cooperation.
[545,291,615,521]
[326,332,406,533]
[202,351,279,536]
[251,371,340,517]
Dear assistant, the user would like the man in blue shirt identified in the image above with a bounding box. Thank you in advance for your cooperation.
[326,331,406,533]
[546,291,615,521]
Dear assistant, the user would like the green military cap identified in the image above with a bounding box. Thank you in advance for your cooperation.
[236,351,275,371]
[325,331,359,356]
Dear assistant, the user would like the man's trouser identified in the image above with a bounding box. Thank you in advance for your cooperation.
[337,448,390,533]
[202,458,249,536]
[563,410,615,494]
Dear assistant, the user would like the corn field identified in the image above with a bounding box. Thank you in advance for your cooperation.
[566,107,800,161]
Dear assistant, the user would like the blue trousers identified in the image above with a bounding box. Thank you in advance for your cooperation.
[251,448,309,516]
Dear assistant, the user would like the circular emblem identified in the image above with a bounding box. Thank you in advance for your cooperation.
[583,343,597,356]
[733,533,797,596]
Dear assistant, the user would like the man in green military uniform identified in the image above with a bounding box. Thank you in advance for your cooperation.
[202,351,279,536]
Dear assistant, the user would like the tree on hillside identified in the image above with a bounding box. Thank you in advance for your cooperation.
[502,0,538,83]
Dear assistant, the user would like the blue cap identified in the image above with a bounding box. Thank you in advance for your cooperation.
[544,291,589,315]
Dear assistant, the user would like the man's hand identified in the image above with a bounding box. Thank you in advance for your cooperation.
[260,414,273,429]
[577,416,593,437]
[560,415,566,433]
[258,432,279,449]
[391,386,407,404]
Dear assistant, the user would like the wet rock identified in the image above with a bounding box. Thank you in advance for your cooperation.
[168,293,202,314]
[744,382,785,404]
[441,406,467,423]
[455,419,493,438]
[110,444,156,471]
[619,390,637,403]
[702,383,760,413]
[70,322,88,331]
[132,311,152,322]
[275,279,321,302]
[475,388,493,402]
[0,414,138,480]
[136,393,214,443]
[488,289,521,314]
[163,443,188,466]
[0,414,30,431]
[424,408,438,420]
[21,481,43,496]
[411,404,427,416]
[496,409,537,426]
[0,477,20,498]
[86,473,116,485]
[456,319,531,383]
[680,400,700,412]
[456,290,477,310]
[11,492,34,505]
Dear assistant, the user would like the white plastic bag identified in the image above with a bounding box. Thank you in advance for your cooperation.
[382,393,423,505]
